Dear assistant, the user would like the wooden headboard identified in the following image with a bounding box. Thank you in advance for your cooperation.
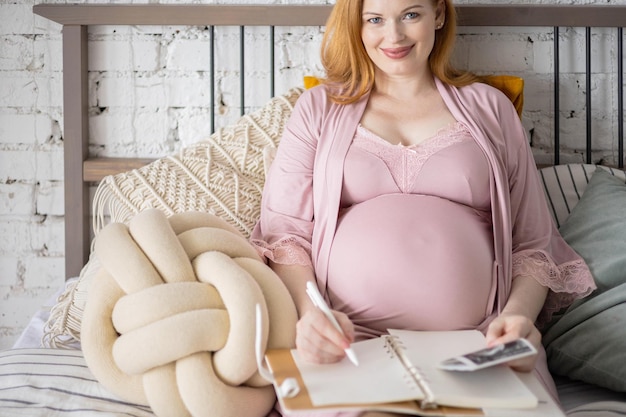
[32,4,626,279]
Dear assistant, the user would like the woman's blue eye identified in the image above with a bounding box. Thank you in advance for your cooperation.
[404,12,419,20]
[367,17,382,24]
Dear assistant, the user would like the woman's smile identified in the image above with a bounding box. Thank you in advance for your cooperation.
[381,46,414,59]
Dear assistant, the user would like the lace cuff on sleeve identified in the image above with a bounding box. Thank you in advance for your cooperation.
[250,236,313,267]
[512,249,596,327]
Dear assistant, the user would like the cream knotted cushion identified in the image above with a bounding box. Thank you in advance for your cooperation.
[81,209,298,417]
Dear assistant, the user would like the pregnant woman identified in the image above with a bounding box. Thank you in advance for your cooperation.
[251,0,595,415]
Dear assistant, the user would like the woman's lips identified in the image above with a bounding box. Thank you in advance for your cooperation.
[381,46,413,59]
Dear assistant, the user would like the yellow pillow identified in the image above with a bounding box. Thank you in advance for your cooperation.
[303,74,524,118]
[303,75,322,90]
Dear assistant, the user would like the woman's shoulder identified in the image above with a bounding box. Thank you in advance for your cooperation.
[295,83,366,119]
[298,83,331,103]
[453,80,520,121]
[292,83,333,114]
[456,80,511,104]
[284,84,337,138]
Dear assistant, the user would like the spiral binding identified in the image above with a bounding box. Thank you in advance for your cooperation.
[383,335,437,410]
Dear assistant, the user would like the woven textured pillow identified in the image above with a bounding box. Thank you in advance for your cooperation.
[42,87,303,348]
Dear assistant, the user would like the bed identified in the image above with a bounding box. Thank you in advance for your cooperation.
[1,3,626,416]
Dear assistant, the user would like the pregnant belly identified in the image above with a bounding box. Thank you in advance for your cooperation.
[327,194,495,337]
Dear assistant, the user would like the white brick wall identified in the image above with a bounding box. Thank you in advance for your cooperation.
[1,0,626,350]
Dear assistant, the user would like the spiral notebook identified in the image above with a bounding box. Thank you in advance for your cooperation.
[265,329,548,416]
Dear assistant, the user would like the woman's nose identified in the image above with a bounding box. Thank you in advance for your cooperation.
[385,21,405,42]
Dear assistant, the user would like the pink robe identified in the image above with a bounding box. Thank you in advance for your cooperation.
[251,79,595,416]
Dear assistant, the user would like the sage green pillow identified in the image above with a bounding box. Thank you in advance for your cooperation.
[560,169,626,294]
[543,168,626,392]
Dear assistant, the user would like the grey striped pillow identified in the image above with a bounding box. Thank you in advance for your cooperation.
[0,348,154,416]
[538,164,626,228]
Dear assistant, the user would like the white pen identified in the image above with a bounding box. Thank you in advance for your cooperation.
[305,281,359,366]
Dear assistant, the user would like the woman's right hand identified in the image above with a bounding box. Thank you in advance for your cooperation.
[295,306,355,364]
[266,262,355,364]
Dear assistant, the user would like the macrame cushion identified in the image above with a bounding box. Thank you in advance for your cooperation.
[43,87,303,348]
[81,209,298,417]
[92,87,303,238]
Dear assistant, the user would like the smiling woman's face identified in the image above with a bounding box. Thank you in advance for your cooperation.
[360,0,443,79]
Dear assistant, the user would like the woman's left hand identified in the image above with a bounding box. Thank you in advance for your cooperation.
[485,313,541,372]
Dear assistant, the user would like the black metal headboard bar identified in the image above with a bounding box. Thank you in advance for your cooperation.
[270,26,276,98]
[586,28,592,164]
[553,27,561,166]
[210,26,215,134]
[240,26,245,117]
[617,27,624,168]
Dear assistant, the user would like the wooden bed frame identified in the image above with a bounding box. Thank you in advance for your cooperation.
[32,3,626,279]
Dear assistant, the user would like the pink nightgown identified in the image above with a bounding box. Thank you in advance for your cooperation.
[327,122,495,339]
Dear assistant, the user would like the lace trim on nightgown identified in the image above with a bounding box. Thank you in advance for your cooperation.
[250,236,313,267]
[354,122,470,193]
[512,249,596,328]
